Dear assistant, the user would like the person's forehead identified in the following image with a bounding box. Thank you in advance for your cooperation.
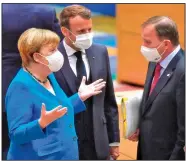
[41,44,57,50]
[69,15,92,28]
[142,24,157,36]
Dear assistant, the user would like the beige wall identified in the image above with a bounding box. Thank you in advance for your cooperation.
[117,4,185,86]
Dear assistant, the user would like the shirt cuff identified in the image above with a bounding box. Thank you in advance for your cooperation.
[109,142,120,146]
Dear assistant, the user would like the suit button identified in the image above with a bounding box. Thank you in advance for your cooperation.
[73,136,77,141]
[69,124,72,128]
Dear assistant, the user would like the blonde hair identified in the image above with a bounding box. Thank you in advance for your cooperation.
[18,28,60,66]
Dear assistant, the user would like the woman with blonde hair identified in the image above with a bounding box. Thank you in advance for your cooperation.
[5,28,106,160]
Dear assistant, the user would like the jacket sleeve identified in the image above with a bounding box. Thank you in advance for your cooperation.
[169,73,185,159]
[69,93,86,114]
[103,46,120,143]
[6,83,45,145]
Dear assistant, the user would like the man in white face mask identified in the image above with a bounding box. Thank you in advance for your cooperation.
[128,16,185,160]
[54,4,120,160]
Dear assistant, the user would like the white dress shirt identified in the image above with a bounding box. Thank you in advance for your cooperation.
[63,40,90,80]
[47,86,56,96]
[151,45,181,86]
[159,45,181,77]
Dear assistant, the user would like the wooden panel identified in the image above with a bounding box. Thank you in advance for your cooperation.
[117,4,185,86]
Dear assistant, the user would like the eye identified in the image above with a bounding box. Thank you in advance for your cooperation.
[77,30,85,34]
[51,48,57,52]
[144,40,151,45]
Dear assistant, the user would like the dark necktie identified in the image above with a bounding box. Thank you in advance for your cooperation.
[150,63,162,94]
[74,51,87,87]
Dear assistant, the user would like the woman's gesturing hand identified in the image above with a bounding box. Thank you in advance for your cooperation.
[38,103,67,129]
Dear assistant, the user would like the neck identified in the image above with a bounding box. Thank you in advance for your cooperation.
[160,45,178,62]
[24,63,50,83]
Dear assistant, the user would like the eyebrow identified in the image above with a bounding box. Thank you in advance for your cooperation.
[77,27,91,32]
[143,39,151,43]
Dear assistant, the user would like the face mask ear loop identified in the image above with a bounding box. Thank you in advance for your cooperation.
[66,28,76,44]
[160,48,167,57]
[156,40,165,50]
[36,53,49,67]
[157,41,166,57]
[68,36,76,44]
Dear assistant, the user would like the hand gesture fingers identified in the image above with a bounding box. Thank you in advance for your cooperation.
[49,106,67,118]
[41,103,46,116]
[39,104,67,129]
[94,82,106,91]
[93,90,102,95]
[80,76,86,86]
[91,79,104,86]
[57,107,67,117]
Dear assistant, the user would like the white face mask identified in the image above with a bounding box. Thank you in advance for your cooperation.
[140,42,165,62]
[39,50,64,72]
[67,29,93,50]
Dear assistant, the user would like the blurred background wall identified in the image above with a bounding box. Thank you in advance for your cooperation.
[51,3,116,16]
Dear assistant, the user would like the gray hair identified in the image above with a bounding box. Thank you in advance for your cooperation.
[142,16,179,46]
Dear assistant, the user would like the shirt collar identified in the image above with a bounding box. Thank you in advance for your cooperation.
[63,39,85,57]
[160,45,181,69]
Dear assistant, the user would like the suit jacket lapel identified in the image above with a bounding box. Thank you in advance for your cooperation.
[141,62,156,114]
[142,50,183,117]
[58,42,77,93]
[85,47,97,81]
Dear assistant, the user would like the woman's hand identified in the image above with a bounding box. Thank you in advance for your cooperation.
[78,76,106,101]
[38,103,67,129]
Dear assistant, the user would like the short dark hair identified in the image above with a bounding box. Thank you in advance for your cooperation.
[142,16,179,46]
[59,5,91,29]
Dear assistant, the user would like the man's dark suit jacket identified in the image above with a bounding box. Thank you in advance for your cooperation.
[54,42,120,159]
[2,4,63,156]
[137,49,185,159]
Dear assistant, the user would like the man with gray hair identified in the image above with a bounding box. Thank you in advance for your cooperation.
[129,16,185,159]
